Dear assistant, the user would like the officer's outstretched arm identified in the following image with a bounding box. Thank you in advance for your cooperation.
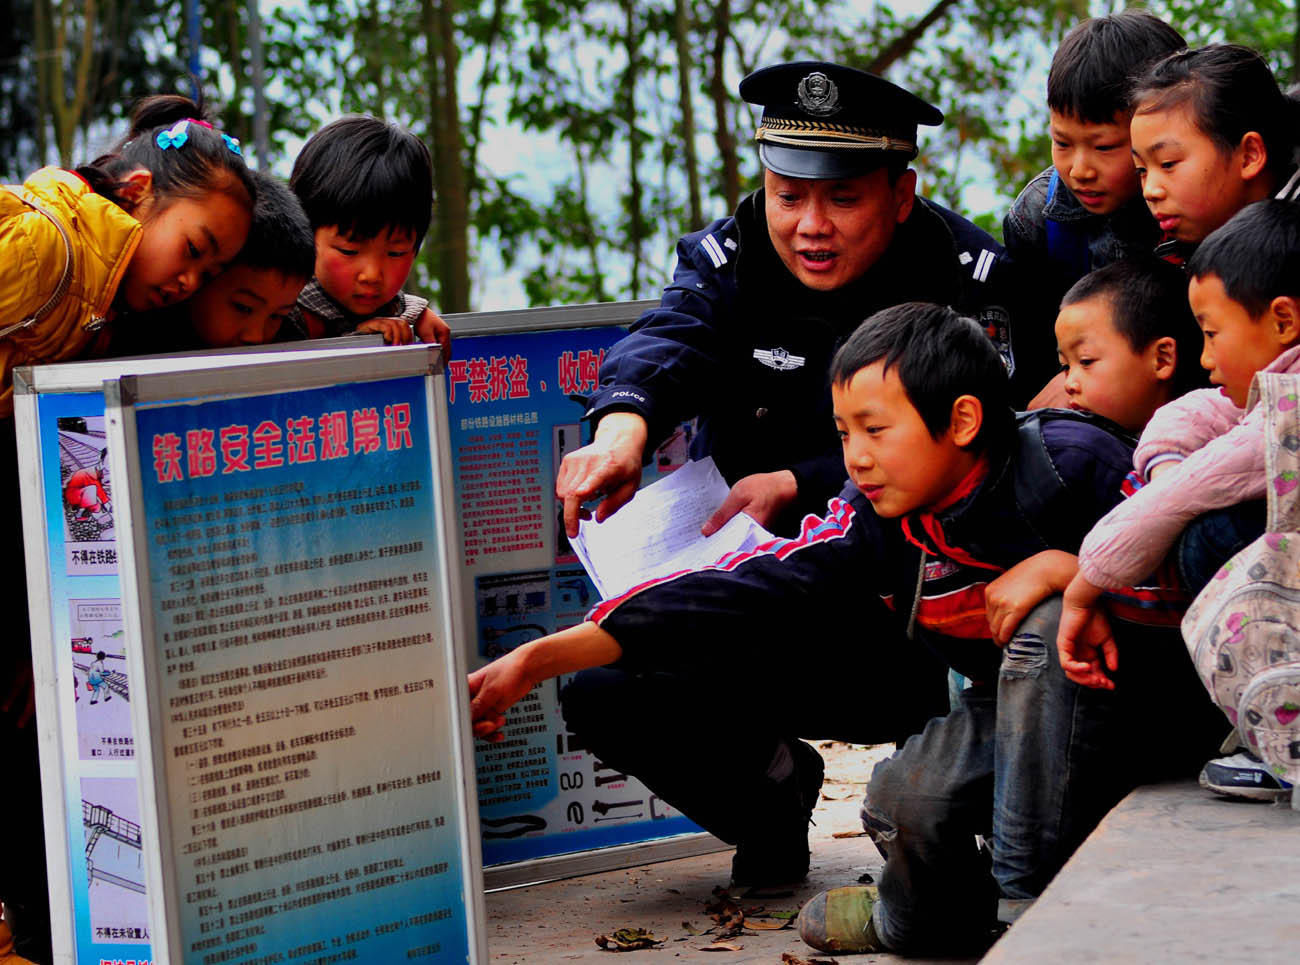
[467,622,622,742]
[555,412,648,538]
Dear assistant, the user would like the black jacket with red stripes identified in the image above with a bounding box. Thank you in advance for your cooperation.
[589,410,1134,684]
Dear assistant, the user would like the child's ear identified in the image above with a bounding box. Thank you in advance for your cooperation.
[949,394,983,448]
[116,167,154,214]
[1150,336,1177,382]
[1238,131,1269,182]
[1270,295,1300,347]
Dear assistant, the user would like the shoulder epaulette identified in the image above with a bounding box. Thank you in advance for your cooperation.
[958,246,997,284]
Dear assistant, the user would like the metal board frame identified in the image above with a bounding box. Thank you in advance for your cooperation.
[445,300,726,891]
[14,336,386,964]
[443,299,657,337]
[105,344,487,963]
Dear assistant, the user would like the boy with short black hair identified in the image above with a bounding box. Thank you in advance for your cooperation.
[110,171,316,353]
[288,116,450,352]
[1004,11,1185,395]
[1056,257,1206,432]
[468,302,1222,955]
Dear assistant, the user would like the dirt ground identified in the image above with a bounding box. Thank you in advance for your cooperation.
[483,741,975,964]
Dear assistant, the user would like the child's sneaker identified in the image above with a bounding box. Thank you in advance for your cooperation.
[1199,749,1294,801]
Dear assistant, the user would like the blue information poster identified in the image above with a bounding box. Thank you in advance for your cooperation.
[33,391,154,965]
[447,328,701,867]
[128,374,477,963]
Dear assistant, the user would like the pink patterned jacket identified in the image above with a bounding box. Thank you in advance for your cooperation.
[1077,344,1300,588]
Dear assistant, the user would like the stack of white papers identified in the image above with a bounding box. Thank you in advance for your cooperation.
[571,457,776,601]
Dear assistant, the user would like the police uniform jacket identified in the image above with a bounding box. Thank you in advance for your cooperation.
[586,409,1134,688]
[586,189,1009,522]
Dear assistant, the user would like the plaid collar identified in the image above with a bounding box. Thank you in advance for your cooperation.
[295,279,405,337]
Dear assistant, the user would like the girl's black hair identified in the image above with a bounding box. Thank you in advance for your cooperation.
[75,94,256,216]
[1131,44,1300,186]
[289,116,434,247]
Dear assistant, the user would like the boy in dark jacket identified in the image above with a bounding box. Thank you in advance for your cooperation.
[469,302,1221,954]
[1003,11,1185,399]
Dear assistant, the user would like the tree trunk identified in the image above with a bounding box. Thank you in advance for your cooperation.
[575,144,606,301]
[421,0,470,312]
[621,0,645,297]
[465,0,506,192]
[864,0,960,75]
[674,0,702,230]
[709,0,739,212]
[45,0,98,166]
[33,0,50,164]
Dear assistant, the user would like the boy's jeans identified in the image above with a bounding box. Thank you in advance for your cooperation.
[860,598,1223,956]
[1176,500,1266,594]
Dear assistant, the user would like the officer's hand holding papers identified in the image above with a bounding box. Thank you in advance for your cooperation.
[570,457,776,600]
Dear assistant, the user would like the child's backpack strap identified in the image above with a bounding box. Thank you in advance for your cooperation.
[1043,170,1093,281]
[1011,407,1136,550]
[0,186,75,339]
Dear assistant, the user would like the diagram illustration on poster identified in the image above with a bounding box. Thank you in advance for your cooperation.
[70,600,133,760]
[80,777,150,946]
[58,415,118,575]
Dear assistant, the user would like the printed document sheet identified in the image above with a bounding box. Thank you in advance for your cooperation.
[571,457,775,600]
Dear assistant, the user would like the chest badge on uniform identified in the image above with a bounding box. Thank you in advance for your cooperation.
[753,346,807,371]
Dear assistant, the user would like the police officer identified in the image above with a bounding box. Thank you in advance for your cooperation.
[554,61,1003,891]
[557,60,1011,539]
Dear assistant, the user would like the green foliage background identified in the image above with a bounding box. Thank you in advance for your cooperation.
[2,0,1295,309]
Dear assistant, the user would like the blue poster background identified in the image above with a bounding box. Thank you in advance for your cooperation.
[133,376,472,964]
[447,328,701,866]
[37,390,154,965]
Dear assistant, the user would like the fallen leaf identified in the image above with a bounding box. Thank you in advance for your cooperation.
[594,927,663,951]
[857,871,874,884]
[744,917,792,930]
[681,921,706,936]
[831,830,867,838]
[780,953,838,965]
[767,910,798,920]
[698,941,744,951]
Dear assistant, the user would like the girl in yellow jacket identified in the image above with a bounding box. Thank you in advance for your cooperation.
[0,93,256,417]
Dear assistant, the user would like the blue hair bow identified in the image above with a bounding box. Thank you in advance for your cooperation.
[222,133,243,156]
[155,119,190,150]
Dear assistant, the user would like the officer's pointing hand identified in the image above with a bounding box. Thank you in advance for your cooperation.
[701,470,798,536]
[555,412,649,538]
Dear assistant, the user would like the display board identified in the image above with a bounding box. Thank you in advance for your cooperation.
[105,347,485,964]
[445,302,724,887]
[14,339,383,965]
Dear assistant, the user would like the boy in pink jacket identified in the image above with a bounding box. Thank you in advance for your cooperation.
[1060,200,1300,798]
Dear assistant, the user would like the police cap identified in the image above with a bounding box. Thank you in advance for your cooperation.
[740,61,943,180]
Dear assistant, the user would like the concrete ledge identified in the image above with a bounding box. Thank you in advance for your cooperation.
[984,781,1300,963]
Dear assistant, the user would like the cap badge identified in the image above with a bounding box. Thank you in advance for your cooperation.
[796,72,840,117]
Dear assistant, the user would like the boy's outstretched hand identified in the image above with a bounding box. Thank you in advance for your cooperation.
[414,307,452,358]
[1057,573,1117,690]
[467,649,535,743]
[466,622,624,742]
[356,316,415,345]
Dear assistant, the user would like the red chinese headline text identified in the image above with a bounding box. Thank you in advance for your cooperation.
[151,404,414,485]
[446,349,605,404]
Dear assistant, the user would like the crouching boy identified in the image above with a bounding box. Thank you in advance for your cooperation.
[468,302,1219,957]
